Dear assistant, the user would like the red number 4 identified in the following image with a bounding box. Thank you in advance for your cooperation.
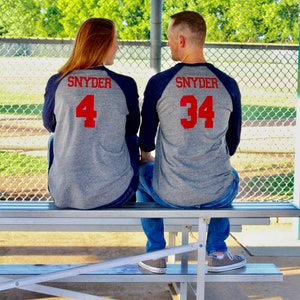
[180,95,214,129]
[76,95,97,128]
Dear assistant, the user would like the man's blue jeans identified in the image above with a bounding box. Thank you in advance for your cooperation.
[136,162,239,255]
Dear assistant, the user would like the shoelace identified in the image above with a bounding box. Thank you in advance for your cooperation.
[226,250,235,260]
[211,250,234,260]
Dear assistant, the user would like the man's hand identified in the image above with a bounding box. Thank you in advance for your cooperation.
[140,150,155,163]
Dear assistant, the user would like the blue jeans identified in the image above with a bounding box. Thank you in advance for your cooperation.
[136,162,239,254]
[47,133,139,208]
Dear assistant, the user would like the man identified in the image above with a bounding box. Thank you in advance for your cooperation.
[137,11,246,274]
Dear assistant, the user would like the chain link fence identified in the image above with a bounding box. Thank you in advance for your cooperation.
[0,3,298,202]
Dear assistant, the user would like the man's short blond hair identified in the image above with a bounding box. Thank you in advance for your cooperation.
[170,11,206,46]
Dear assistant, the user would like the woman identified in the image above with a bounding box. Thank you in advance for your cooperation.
[42,18,140,209]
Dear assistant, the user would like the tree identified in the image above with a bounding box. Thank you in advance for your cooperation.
[227,0,299,43]
[117,0,150,40]
[0,0,298,43]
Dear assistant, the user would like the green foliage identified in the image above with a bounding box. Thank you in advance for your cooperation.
[0,0,298,42]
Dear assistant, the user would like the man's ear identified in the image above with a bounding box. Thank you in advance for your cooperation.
[179,35,185,47]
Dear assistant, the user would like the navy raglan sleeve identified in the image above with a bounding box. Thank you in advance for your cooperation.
[108,70,140,136]
[138,75,161,152]
[207,64,242,156]
[42,74,61,133]
[139,66,182,152]
[225,79,242,155]
[124,78,140,136]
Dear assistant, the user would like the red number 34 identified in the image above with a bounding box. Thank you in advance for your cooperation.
[180,95,215,129]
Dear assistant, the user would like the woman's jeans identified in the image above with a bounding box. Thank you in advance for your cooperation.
[47,133,139,208]
[136,162,239,255]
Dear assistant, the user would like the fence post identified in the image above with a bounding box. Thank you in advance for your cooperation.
[150,0,162,73]
[293,32,300,239]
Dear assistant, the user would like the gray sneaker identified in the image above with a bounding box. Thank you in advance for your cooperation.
[138,258,167,274]
[207,251,246,272]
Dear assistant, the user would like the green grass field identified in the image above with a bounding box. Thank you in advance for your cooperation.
[0,151,47,175]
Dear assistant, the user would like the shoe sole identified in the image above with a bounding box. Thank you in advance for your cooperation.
[207,260,247,272]
[138,261,166,274]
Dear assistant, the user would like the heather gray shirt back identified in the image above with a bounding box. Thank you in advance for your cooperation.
[44,67,139,209]
[139,63,242,206]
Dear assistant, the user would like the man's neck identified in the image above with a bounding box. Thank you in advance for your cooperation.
[181,50,206,64]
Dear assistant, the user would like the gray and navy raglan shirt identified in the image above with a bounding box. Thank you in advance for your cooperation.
[139,63,242,206]
[42,66,140,209]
